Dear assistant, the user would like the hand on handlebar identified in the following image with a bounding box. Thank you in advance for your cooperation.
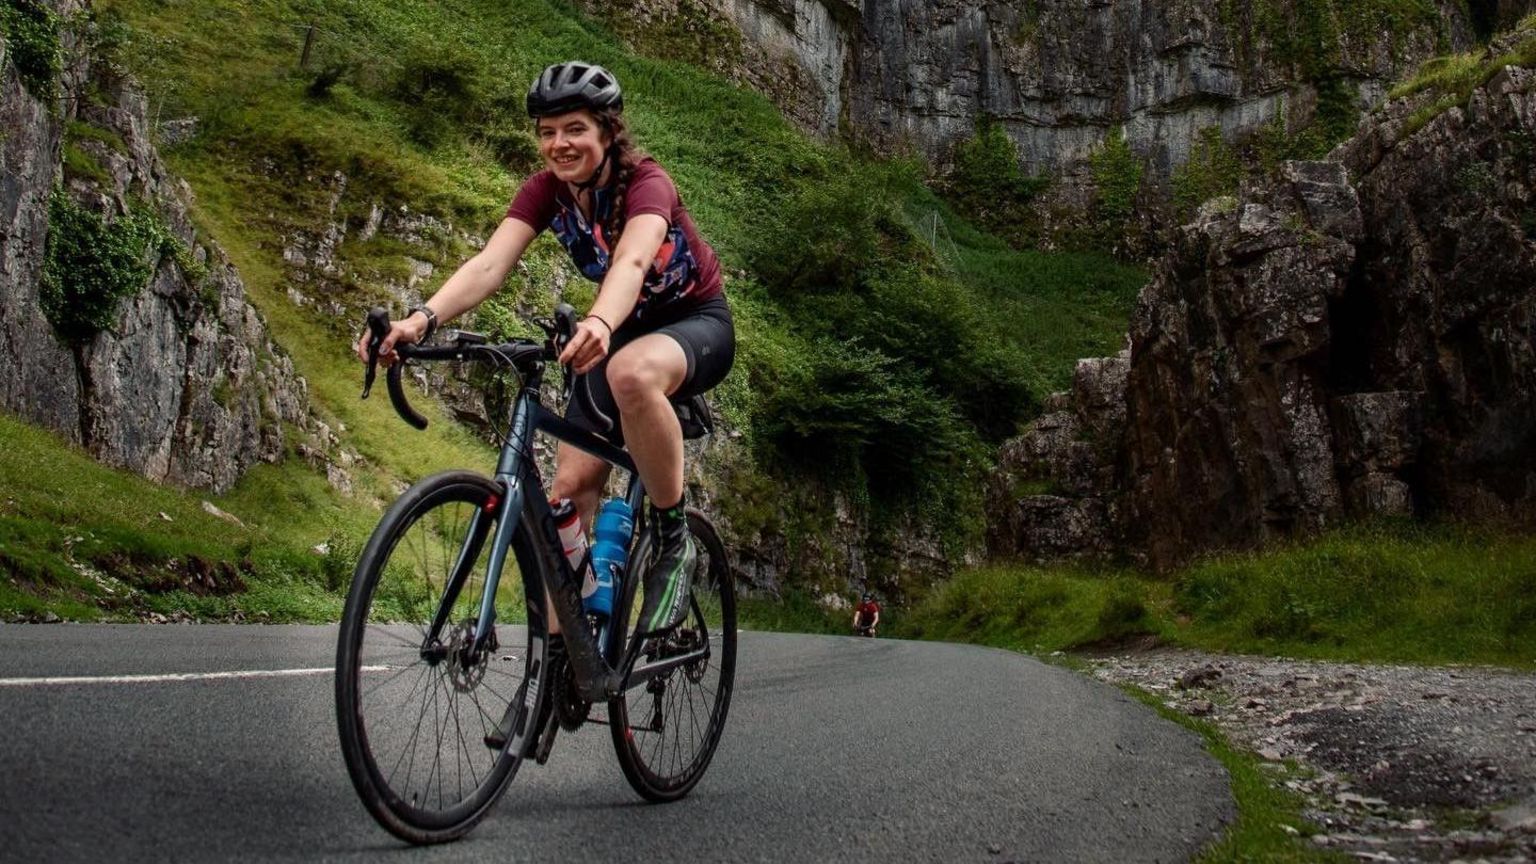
[558,317,611,375]
[354,314,429,367]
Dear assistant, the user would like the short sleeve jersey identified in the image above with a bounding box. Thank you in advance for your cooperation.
[505,158,723,324]
[856,601,880,624]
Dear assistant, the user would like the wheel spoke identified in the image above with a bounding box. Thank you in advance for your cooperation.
[609,513,736,800]
[337,477,542,841]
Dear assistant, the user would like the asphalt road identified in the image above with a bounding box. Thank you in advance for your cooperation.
[0,625,1232,862]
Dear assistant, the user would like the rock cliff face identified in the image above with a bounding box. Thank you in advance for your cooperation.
[581,0,1511,179]
[990,41,1536,568]
[0,1,310,492]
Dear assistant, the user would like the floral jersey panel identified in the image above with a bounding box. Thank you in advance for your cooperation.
[505,158,723,324]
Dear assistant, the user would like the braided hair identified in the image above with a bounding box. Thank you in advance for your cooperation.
[593,108,644,253]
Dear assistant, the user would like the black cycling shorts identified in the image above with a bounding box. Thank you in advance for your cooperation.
[565,297,734,446]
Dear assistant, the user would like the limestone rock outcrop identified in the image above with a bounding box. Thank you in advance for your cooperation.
[579,0,1515,180]
[0,1,311,492]
[990,41,1536,568]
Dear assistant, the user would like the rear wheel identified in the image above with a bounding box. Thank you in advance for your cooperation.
[335,471,549,844]
[609,508,737,802]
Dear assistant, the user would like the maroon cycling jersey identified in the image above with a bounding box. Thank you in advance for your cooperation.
[856,601,880,625]
[505,158,722,324]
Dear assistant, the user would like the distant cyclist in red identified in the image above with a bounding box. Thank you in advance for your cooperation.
[852,592,881,637]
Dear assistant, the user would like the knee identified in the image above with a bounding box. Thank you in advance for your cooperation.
[606,354,662,408]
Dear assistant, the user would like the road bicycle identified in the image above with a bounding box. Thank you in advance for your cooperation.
[334,305,736,845]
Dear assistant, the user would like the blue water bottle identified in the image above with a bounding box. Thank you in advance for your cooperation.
[586,498,633,618]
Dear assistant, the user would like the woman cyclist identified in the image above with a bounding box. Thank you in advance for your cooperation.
[357,61,734,636]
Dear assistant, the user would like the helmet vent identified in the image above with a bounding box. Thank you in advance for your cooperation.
[528,61,624,117]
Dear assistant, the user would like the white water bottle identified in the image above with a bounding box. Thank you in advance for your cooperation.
[551,498,595,598]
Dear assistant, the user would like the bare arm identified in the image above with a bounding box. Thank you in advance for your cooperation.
[355,217,538,363]
[559,213,669,374]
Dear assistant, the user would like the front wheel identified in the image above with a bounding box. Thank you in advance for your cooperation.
[609,508,737,802]
[335,471,547,844]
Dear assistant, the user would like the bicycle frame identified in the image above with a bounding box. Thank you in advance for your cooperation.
[428,363,712,705]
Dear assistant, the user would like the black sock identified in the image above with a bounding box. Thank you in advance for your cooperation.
[654,494,687,543]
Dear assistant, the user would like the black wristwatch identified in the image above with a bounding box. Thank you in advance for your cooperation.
[408,305,438,341]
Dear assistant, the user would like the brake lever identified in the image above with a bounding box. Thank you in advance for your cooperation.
[362,307,389,399]
[551,303,578,401]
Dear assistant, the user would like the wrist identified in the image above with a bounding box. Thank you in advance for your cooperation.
[408,305,438,341]
[586,312,613,336]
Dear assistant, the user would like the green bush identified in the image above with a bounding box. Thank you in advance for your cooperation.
[0,0,62,101]
[747,160,897,294]
[41,189,179,343]
[1172,126,1242,218]
[1088,129,1144,242]
[755,335,979,491]
[745,161,1031,506]
[944,115,1046,242]
[389,44,485,149]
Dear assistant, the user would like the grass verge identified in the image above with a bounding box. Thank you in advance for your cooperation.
[894,520,1536,669]
[1120,687,1340,863]
[0,411,366,621]
[736,590,849,635]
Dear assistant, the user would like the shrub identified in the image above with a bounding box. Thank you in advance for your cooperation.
[306,64,347,98]
[747,161,896,294]
[1088,129,1144,242]
[944,115,1046,242]
[746,162,1032,485]
[1172,126,1241,218]
[41,189,178,343]
[389,45,483,148]
[0,0,62,101]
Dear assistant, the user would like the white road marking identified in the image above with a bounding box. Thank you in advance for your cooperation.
[0,666,390,687]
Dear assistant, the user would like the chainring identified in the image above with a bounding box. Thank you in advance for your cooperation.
[551,650,591,731]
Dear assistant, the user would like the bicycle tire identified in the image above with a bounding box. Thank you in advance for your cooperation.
[608,508,737,802]
[335,470,550,844]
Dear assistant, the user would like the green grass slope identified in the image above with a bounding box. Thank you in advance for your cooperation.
[0,412,358,621]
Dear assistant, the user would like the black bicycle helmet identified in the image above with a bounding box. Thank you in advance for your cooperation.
[526,61,623,117]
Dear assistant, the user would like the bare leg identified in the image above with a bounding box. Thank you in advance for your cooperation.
[551,443,609,529]
[545,443,610,634]
[605,334,688,508]
[608,334,696,633]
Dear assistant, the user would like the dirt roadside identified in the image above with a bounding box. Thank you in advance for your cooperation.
[1085,650,1536,863]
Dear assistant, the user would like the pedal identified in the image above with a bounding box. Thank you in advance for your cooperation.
[483,709,514,751]
[484,694,534,751]
[484,677,525,751]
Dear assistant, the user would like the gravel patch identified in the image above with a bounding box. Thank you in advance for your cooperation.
[1086,649,1536,863]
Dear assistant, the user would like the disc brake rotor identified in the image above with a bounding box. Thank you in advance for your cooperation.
[447,619,491,692]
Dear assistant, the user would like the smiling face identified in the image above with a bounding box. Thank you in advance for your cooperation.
[536,109,610,185]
